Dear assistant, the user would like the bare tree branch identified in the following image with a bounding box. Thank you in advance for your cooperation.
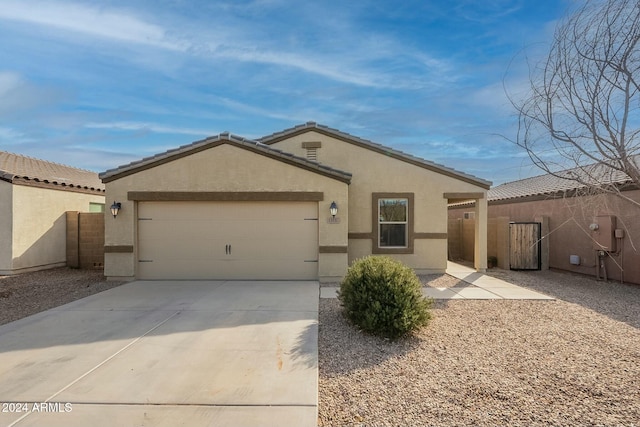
[507,0,640,204]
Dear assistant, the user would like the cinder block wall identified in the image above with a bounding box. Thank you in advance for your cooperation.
[66,212,80,268]
[66,212,105,269]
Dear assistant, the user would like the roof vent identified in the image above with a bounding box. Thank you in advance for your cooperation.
[306,148,318,162]
[301,141,321,163]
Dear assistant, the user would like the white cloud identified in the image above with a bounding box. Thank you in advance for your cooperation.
[0,0,186,50]
[207,40,455,90]
[85,121,214,137]
[454,0,524,24]
[0,126,25,141]
[205,96,307,123]
[0,71,66,116]
[0,1,455,90]
[0,71,22,97]
[467,82,513,114]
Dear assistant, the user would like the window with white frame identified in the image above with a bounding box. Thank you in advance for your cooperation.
[378,198,408,247]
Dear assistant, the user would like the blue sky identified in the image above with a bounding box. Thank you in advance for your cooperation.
[0,0,570,184]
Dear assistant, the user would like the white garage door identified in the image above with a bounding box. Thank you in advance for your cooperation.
[137,201,318,280]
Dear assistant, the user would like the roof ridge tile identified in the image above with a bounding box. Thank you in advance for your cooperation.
[488,160,636,201]
[99,132,352,183]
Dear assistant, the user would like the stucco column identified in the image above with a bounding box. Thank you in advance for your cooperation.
[474,196,488,272]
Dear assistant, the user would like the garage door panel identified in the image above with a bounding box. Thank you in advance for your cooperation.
[227,240,317,260]
[234,220,317,240]
[139,236,316,260]
[138,202,226,220]
[138,238,221,261]
[138,221,218,241]
[139,202,316,220]
[140,220,316,241]
[139,260,317,281]
[137,201,318,280]
[222,203,315,220]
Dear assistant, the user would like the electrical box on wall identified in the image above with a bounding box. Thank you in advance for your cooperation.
[592,215,616,251]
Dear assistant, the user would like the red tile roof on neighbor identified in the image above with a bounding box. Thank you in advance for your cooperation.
[0,151,104,193]
[489,173,583,201]
[489,162,635,202]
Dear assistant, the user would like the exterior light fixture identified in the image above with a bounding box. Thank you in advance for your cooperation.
[329,201,338,217]
[110,201,122,218]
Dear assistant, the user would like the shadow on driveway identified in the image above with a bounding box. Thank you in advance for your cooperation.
[0,280,319,427]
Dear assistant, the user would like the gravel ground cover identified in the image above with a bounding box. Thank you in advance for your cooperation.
[0,268,125,326]
[2,267,638,426]
[319,269,640,427]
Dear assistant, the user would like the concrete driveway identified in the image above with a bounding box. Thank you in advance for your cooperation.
[0,280,318,427]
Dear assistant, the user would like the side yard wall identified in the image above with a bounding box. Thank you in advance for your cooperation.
[449,190,640,284]
[448,217,511,270]
[0,181,12,273]
[66,212,105,269]
[10,185,105,274]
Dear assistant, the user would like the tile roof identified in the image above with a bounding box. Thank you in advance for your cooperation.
[489,163,634,202]
[99,132,353,184]
[0,151,104,193]
[258,121,492,189]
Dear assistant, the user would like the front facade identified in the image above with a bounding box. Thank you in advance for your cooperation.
[101,123,491,282]
[0,151,105,275]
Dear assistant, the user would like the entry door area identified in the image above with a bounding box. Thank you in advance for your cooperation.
[137,201,319,280]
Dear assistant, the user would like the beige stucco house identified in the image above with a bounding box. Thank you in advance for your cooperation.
[100,122,491,282]
[0,151,105,275]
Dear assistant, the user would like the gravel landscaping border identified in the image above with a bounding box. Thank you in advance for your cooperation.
[319,269,639,426]
[0,268,125,326]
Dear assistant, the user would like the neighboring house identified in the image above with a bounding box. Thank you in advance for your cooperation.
[449,165,640,284]
[100,122,491,282]
[0,151,105,275]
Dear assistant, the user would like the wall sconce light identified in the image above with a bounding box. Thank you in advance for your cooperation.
[110,201,122,218]
[589,223,599,231]
[329,201,338,217]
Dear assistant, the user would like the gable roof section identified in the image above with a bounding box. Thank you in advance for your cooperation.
[489,162,636,203]
[99,132,352,184]
[258,122,492,190]
[0,151,104,194]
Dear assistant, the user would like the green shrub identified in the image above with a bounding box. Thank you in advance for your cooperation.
[338,256,433,339]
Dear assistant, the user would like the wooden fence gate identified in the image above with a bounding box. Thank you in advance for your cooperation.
[509,222,541,270]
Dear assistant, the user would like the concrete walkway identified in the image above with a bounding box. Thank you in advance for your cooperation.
[320,262,553,300]
[440,261,553,300]
[0,281,318,427]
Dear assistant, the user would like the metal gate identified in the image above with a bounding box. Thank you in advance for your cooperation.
[509,222,541,270]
